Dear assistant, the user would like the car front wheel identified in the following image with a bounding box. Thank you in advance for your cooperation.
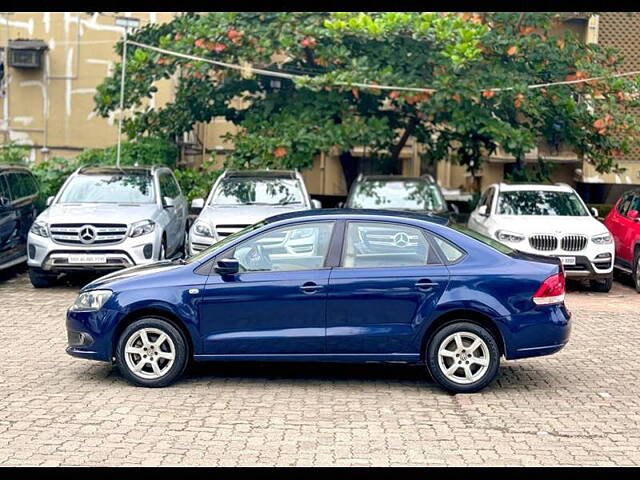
[115,317,188,387]
[28,267,57,288]
[589,276,613,293]
[426,321,500,394]
[634,252,640,293]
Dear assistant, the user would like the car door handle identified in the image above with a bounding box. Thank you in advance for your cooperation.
[300,282,323,294]
[415,279,438,291]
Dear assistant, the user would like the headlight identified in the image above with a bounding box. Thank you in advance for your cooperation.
[30,221,49,237]
[591,232,612,244]
[130,219,155,238]
[496,230,525,243]
[69,290,113,311]
[194,221,215,238]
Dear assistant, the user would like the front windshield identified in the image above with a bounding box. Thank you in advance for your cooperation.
[184,221,267,264]
[211,178,304,206]
[450,223,516,255]
[497,190,589,216]
[349,181,446,211]
[57,174,155,204]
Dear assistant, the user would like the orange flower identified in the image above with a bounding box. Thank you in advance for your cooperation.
[519,26,535,35]
[482,90,495,99]
[389,91,399,99]
[556,39,565,50]
[352,88,360,99]
[514,93,524,109]
[194,38,206,48]
[506,46,518,56]
[273,147,288,158]
[452,93,462,103]
[300,36,317,48]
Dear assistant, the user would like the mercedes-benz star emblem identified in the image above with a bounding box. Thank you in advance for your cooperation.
[393,232,410,248]
[79,226,97,244]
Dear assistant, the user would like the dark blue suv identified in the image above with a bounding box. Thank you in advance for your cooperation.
[66,209,571,393]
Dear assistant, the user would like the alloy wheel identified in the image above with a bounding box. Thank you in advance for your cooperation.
[437,331,491,385]
[124,328,176,380]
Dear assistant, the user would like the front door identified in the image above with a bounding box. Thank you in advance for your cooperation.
[0,175,17,254]
[326,221,449,354]
[200,221,336,354]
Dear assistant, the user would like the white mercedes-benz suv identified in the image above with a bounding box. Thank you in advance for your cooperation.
[468,182,614,292]
[27,165,188,288]
[188,169,320,255]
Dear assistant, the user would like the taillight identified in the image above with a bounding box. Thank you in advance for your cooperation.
[532,272,565,305]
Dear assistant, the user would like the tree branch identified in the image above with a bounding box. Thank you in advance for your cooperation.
[390,117,420,162]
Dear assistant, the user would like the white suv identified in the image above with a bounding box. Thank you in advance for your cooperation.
[467,182,614,292]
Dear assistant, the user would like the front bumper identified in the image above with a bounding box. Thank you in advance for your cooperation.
[28,229,160,273]
[66,307,124,362]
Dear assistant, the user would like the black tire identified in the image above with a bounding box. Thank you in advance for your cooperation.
[633,251,640,293]
[426,321,500,394]
[28,267,57,288]
[158,237,167,261]
[115,317,188,388]
[589,276,613,293]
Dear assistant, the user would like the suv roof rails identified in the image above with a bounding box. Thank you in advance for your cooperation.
[77,164,160,175]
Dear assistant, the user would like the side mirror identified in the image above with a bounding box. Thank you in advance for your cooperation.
[311,199,322,209]
[163,196,175,209]
[0,196,9,209]
[191,198,205,211]
[478,205,488,216]
[337,201,345,208]
[590,207,599,218]
[628,209,639,220]
[46,196,54,206]
[214,257,239,276]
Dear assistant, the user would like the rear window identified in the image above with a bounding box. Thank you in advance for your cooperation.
[450,224,516,255]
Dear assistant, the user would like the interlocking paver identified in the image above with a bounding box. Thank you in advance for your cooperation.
[1,265,639,466]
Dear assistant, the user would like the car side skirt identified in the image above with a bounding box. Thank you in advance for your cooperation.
[193,353,421,363]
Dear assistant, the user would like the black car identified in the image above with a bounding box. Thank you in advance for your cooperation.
[0,165,41,272]
[343,174,458,221]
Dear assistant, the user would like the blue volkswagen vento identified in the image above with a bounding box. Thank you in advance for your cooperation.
[66,209,571,393]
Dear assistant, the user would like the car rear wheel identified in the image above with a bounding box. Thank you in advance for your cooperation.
[589,276,613,293]
[426,321,500,394]
[115,318,188,387]
[158,238,167,261]
[634,252,640,293]
[28,267,57,288]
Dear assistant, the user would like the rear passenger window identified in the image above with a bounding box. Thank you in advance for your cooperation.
[431,235,465,264]
[618,194,633,216]
[342,222,440,268]
[7,172,37,199]
[0,175,10,201]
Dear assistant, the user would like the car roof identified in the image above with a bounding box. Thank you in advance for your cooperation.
[0,164,31,174]
[359,175,434,183]
[77,165,161,176]
[264,208,449,225]
[494,182,575,192]
[224,170,297,180]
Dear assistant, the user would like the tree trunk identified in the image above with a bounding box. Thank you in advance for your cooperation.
[389,117,419,163]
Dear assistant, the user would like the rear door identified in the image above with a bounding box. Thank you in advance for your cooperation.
[326,220,449,354]
[611,193,635,263]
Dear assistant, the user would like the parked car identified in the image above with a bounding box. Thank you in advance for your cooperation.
[344,174,458,221]
[187,169,320,255]
[0,165,41,272]
[27,165,188,288]
[604,189,640,292]
[66,209,571,393]
[467,182,614,292]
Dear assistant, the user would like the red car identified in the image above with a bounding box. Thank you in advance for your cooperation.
[604,189,640,292]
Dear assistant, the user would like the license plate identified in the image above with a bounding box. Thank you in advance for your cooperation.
[68,255,107,264]
[559,256,576,266]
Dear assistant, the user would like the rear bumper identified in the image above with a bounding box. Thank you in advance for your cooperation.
[498,304,572,360]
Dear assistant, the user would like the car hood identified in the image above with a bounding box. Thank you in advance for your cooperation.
[492,215,610,235]
[82,260,184,292]
[38,203,160,225]
[197,204,308,225]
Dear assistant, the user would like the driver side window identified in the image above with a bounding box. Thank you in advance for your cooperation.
[233,222,335,272]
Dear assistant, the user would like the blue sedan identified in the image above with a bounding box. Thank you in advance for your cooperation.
[66,209,571,393]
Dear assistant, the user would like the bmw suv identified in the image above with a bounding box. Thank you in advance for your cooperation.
[188,169,320,255]
[27,165,187,287]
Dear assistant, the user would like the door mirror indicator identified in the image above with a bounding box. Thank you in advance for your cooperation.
[478,205,488,216]
[46,196,54,206]
[628,209,639,220]
[215,258,240,275]
[191,198,205,211]
[163,196,175,209]
[311,199,322,209]
[590,207,599,218]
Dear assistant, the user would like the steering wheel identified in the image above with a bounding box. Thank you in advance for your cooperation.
[244,244,273,271]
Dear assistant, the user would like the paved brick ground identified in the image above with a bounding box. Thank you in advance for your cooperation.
[0,266,639,466]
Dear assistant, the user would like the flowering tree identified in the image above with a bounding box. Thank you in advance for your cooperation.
[94,12,640,180]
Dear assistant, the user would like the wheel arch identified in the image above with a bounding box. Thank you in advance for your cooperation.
[420,309,506,361]
[112,307,194,361]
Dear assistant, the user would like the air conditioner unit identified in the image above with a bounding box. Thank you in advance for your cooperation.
[8,39,48,69]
